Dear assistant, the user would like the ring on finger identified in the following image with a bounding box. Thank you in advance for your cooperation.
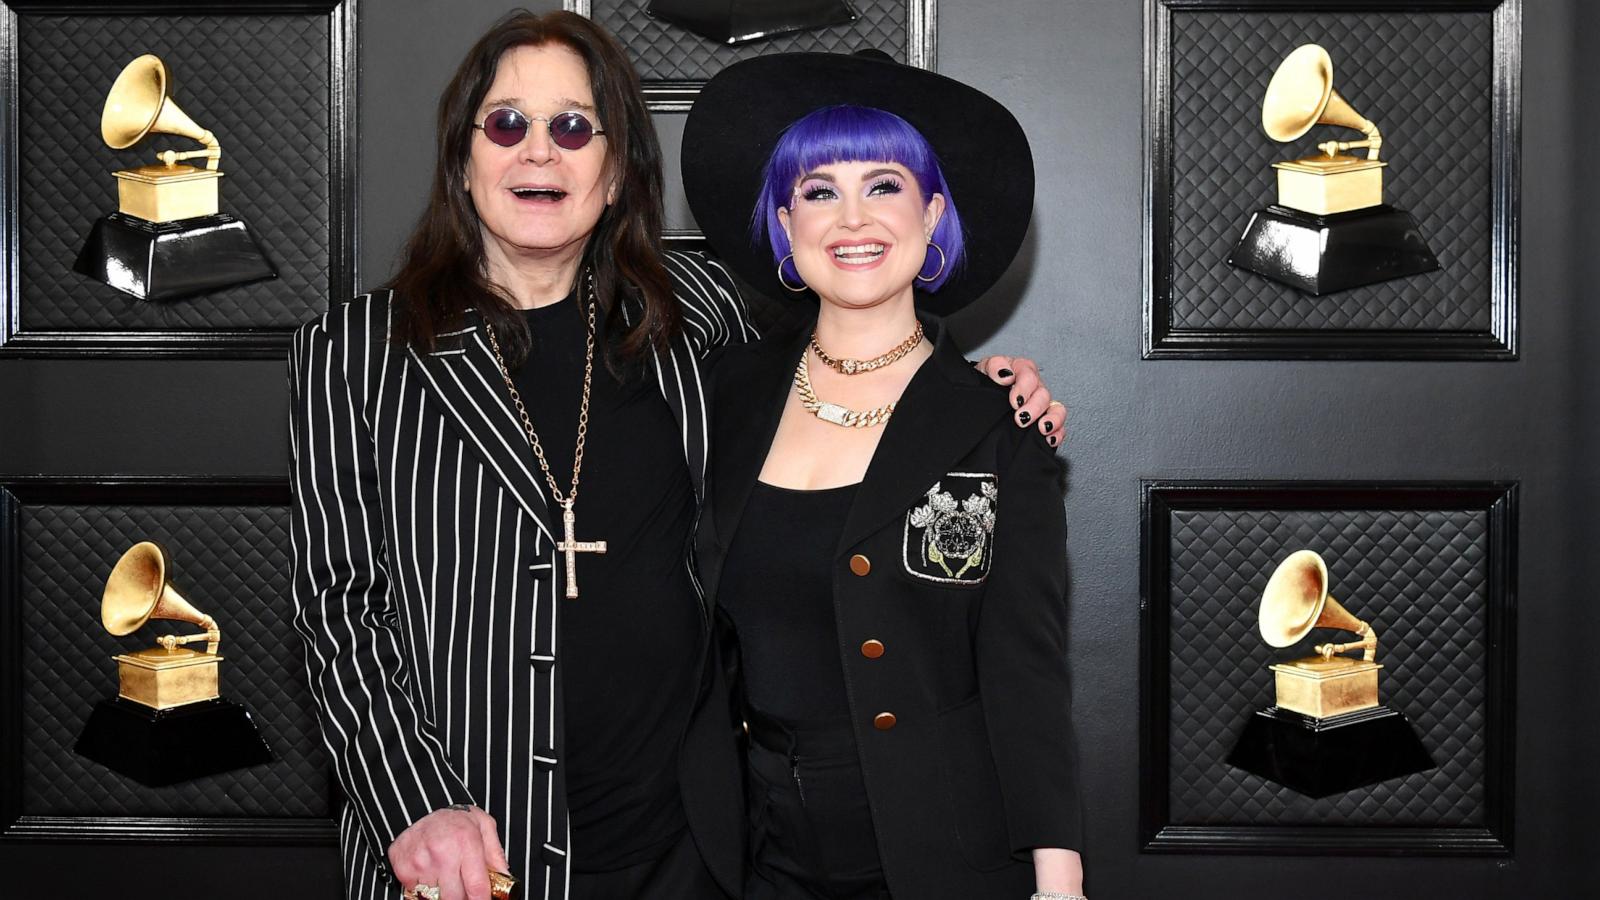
[404,884,442,900]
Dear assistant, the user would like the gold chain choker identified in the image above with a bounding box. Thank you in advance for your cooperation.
[809,320,924,375]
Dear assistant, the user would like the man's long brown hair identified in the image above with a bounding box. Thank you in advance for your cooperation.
[388,10,676,365]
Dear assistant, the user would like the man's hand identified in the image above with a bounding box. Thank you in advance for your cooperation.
[389,805,510,900]
[976,355,1066,447]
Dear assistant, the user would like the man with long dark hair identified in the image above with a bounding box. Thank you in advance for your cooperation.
[289,11,1061,900]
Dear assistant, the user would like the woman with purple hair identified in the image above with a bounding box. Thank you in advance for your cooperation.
[684,54,1086,900]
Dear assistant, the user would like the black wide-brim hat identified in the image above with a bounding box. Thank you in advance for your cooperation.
[681,52,1035,316]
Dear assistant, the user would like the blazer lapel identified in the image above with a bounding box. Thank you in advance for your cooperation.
[648,329,713,501]
[407,317,558,545]
[837,317,1011,553]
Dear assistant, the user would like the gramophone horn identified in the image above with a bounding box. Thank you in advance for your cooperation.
[1261,44,1381,158]
[100,54,220,168]
[1258,549,1368,648]
[102,541,214,637]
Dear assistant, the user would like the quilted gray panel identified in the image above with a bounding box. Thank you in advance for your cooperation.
[19,503,329,817]
[16,13,333,330]
[1166,10,1492,331]
[1167,508,1487,825]
[595,0,907,81]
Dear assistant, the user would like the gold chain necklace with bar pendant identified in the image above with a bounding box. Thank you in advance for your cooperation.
[485,268,606,599]
[794,352,897,428]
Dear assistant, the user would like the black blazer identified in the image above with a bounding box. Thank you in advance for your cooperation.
[289,251,755,900]
[696,316,1084,899]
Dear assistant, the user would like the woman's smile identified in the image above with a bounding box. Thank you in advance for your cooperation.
[827,239,891,270]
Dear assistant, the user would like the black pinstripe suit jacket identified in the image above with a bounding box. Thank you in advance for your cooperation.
[289,251,757,900]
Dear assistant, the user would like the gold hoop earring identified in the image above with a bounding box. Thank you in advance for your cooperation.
[777,254,808,293]
[916,241,947,283]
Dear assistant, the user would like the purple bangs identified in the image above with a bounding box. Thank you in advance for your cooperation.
[752,105,965,293]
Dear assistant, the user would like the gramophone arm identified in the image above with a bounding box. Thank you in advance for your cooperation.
[156,129,222,171]
[1317,120,1383,161]
[156,619,222,655]
[1316,620,1377,662]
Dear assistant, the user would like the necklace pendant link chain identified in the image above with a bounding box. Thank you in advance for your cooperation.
[485,268,606,598]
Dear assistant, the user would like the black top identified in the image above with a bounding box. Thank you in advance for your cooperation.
[510,289,701,871]
[718,480,859,723]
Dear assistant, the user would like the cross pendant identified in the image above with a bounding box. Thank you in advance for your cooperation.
[555,499,606,599]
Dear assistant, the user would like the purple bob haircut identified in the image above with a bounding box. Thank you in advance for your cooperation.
[752,105,965,292]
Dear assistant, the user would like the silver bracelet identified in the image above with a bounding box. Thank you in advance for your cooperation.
[1032,894,1087,900]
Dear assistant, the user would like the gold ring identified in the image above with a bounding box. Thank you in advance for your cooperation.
[490,870,519,900]
[404,885,441,900]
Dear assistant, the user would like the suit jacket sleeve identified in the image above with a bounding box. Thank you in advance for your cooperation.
[664,249,761,354]
[288,309,475,877]
[977,434,1084,856]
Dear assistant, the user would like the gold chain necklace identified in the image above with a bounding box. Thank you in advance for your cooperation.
[794,353,896,428]
[485,269,607,599]
[809,320,924,375]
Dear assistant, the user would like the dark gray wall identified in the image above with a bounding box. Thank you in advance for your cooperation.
[2,0,1595,897]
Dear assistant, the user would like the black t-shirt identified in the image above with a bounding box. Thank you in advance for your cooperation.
[509,291,702,872]
[717,480,859,723]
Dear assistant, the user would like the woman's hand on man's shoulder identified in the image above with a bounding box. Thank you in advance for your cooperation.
[975,355,1065,448]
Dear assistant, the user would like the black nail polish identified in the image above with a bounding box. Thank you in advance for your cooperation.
[1015,395,1025,408]
[1018,411,1032,425]
[1044,420,1054,433]
[1048,435,1058,447]
[997,368,1013,379]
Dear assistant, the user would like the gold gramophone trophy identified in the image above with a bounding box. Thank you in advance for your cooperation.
[1225,550,1434,798]
[1227,44,1439,295]
[73,54,275,301]
[74,542,273,786]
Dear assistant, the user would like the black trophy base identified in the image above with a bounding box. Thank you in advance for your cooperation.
[1228,204,1440,296]
[74,696,274,787]
[648,0,857,44]
[1226,705,1435,799]
[75,211,277,302]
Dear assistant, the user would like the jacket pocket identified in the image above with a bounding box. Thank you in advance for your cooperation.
[936,694,1014,871]
[902,473,998,586]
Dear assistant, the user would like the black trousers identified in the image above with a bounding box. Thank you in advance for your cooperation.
[569,827,729,900]
[744,711,892,900]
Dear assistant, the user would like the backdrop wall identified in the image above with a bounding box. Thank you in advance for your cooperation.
[1,1,1594,896]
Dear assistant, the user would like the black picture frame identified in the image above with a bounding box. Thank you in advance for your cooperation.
[1139,480,1517,855]
[566,0,938,112]
[0,476,336,845]
[1142,0,1521,359]
[0,1,358,358]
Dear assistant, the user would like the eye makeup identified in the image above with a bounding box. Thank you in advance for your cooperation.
[866,176,904,196]
[798,179,839,202]
[793,172,907,204]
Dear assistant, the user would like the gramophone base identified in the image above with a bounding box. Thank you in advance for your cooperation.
[1225,705,1435,798]
[75,212,276,302]
[74,696,274,787]
[1228,204,1440,296]
[115,647,221,709]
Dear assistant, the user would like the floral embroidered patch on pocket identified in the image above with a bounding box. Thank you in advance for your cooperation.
[902,473,997,585]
